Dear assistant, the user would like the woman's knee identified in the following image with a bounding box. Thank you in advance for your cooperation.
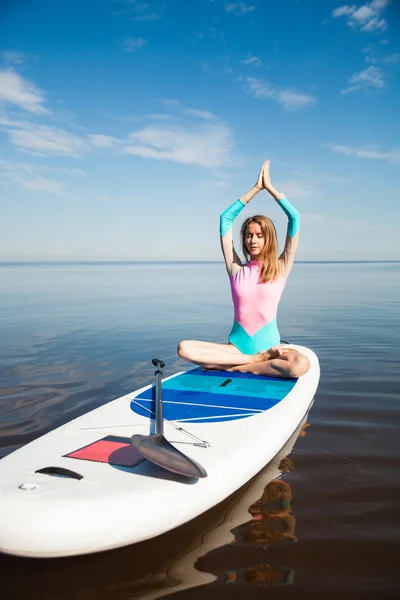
[177,340,187,359]
[177,340,194,360]
[288,353,310,378]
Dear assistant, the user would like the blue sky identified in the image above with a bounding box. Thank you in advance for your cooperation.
[0,0,399,261]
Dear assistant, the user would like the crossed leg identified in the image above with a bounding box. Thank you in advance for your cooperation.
[177,340,310,379]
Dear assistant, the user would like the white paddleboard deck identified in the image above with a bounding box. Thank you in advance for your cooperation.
[0,344,320,558]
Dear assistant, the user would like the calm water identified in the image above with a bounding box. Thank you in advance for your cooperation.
[0,262,399,599]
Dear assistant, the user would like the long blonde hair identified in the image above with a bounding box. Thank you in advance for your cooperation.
[240,215,281,283]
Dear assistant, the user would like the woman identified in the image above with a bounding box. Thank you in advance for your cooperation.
[178,161,310,378]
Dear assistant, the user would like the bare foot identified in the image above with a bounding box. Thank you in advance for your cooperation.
[254,350,271,362]
[254,347,298,362]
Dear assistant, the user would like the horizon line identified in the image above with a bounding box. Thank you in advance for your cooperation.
[1,260,399,265]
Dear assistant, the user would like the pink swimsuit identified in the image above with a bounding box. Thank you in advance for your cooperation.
[229,262,286,354]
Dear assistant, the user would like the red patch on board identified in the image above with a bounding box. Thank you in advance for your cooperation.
[65,436,145,467]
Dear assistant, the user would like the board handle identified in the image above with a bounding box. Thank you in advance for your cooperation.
[35,466,83,480]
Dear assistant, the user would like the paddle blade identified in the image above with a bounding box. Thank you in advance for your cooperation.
[131,434,207,479]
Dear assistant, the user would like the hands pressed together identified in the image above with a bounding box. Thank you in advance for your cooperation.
[255,160,272,191]
[240,159,281,205]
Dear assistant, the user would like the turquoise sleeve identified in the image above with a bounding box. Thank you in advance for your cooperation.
[220,199,246,237]
[278,197,300,238]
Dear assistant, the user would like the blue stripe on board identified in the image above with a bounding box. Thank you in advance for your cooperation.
[161,374,296,400]
[131,397,260,414]
[178,414,255,423]
[136,388,283,410]
[184,367,297,383]
[130,399,258,422]
[161,400,260,412]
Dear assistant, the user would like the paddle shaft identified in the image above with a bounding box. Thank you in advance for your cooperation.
[152,358,165,435]
[155,365,163,435]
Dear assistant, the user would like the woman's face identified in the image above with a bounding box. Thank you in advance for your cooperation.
[245,222,265,259]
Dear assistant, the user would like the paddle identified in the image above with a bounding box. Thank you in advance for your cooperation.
[131,359,208,479]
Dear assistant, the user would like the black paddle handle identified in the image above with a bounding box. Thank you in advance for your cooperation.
[152,358,165,435]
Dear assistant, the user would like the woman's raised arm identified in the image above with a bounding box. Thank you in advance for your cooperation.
[262,161,300,277]
[220,163,267,275]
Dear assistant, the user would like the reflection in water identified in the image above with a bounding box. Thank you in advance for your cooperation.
[222,478,296,587]
[137,417,309,598]
[203,423,310,591]
[0,418,310,600]
[242,477,297,545]
[224,565,295,587]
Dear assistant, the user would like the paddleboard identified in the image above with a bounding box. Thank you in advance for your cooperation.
[0,343,319,558]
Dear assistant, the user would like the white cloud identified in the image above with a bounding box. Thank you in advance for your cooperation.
[87,134,120,148]
[277,89,317,110]
[241,54,262,67]
[352,5,375,22]
[362,42,375,53]
[332,5,357,18]
[0,80,234,168]
[331,1,390,32]
[0,159,70,196]
[325,143,400,162]
[1,51,29,65]
[37,165,86,175]
[112,0,161,21]
[382,53,400,64]
[243,77,317,110]
[0,118,87,156]
[371,0,390,8]
[244,78,275,99]
[342,65,384,93]
[225,3,256,16]
[124,123,233,168]
[153,100,216,121]
[360,16,387,31]
[122,37,146,52]
[362,42,399,64]
[183,108,215,119]
[0,70,49,114]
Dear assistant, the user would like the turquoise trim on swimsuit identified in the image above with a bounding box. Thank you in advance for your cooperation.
[228,318,280,354]
[220,198,246,237]
[278,197,300,238]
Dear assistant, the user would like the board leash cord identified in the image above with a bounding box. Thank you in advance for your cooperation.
[75,397,211,449]
[130,398,210,448]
